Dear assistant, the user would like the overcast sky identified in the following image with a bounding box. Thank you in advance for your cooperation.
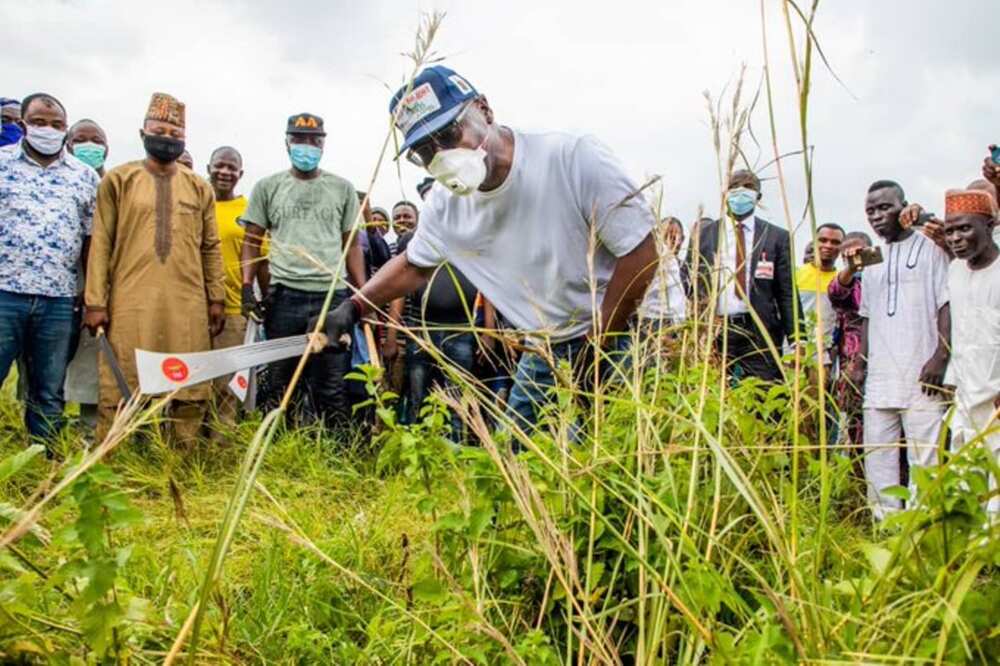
[5,0,996,255]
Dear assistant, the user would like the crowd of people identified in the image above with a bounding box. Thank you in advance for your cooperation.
[1,63,998,521]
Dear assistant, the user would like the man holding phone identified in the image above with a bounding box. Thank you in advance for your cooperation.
[981,146,1000,242]
[982,145,1000,191]
[857,180,951,521]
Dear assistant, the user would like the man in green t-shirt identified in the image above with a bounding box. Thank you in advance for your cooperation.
[240,112,365,428]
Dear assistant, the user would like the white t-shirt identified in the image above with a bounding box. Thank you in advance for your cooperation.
[640,254,686,323]
[859,232,950,409]
[406,130,654,342]
[944,254,1000,412]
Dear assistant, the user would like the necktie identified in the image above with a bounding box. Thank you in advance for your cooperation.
[734,221,747,301]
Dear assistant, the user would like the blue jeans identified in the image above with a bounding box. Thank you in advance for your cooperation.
[0,290,77,441]
[505,334,631,431]
[264,285,352,429]
[404,330,476,440]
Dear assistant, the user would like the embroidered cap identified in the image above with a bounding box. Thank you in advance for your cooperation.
[389,66,479,152]
[145,92,185,128]
[945,189,997,218]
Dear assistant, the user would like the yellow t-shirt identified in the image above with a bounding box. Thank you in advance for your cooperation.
[795,263,837,294]
[796,263,838,325]
[215,196,249,315]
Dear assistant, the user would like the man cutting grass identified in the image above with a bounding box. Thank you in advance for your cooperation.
[317,66,657,429]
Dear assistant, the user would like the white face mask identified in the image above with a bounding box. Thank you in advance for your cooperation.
[24,125,66,156]
[425,128,490,196]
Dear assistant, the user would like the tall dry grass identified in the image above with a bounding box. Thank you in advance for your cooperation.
[1,5,997,665]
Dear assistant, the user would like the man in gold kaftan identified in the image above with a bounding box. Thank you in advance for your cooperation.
[85,92,225,447]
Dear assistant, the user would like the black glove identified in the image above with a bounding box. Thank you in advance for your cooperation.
[307,299,359,350]
[241,284,264,321]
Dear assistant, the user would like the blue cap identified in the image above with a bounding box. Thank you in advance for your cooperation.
[389,66,478,152]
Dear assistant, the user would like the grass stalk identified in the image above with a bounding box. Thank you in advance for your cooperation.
[174,13,448,662]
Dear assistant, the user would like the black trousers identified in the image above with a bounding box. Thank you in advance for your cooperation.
[718,314,782,382]
[264,285,352,429]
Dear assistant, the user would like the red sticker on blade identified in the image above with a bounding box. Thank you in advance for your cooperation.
[237,375,248,389]
[161,357,190,383]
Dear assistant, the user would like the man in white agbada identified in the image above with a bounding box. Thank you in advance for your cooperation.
[315,65,658,429]
[857,180,951,520]
[942,188,1000,516]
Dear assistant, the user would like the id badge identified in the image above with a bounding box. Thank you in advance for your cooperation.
[754,260,775,280]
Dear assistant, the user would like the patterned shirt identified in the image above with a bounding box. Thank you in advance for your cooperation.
[0,144,99,297]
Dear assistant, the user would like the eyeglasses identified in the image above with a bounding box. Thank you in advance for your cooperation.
[404,101,474,168]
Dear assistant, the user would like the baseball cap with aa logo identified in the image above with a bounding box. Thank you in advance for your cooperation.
[389,65,479,153]
[286,112,326,136]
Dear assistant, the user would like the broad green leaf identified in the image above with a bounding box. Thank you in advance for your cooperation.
[0,444,45,483]
[116,544,134,568]
[861,543,893,576]
[882,485,910,501]
[81,600,124,656]
[435,511,466,532]
[468,505,493,539]
[125,596,151,623]
[411,577,447,605]
[0,550,27,574]
[498,568,521,590]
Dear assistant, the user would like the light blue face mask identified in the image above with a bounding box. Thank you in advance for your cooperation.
[72,142,107,170]
[289,143,322,172]
[727,187,757,217]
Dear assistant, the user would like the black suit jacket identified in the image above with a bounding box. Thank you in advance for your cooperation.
[685,216,799,348]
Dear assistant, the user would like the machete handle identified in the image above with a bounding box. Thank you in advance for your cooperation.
[363,323,381,370]
[308,332,332,353]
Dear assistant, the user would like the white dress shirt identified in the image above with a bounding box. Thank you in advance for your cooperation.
[716,214,755,316]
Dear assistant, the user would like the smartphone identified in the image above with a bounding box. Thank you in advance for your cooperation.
[850,246,883,270]
[992,145,1000,166]
[900,210,937,230]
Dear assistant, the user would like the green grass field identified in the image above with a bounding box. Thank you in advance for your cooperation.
[1,346,997,664]
[2,8,999,663]
[0,370,440,662]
